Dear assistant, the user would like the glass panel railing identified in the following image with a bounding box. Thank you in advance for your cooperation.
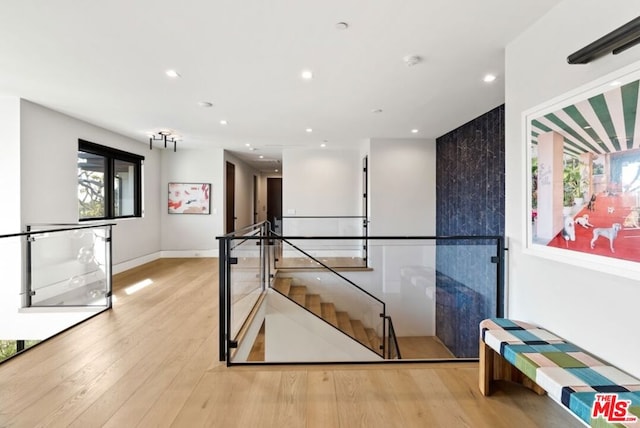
[278,217,367,269]
[226,234,385,364]
[27,225,112,307]
[0,223,113,363]
[219,228,503,365]
[348,238,501,360]
[228,228,265,342]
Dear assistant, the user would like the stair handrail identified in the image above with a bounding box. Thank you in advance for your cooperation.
[268,229,388,358]
[269,231,386,309]
[383,315,402,359]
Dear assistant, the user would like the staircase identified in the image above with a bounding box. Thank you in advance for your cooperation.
[272,276,382,355]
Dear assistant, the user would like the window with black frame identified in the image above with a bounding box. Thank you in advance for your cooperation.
[77,140,143,220]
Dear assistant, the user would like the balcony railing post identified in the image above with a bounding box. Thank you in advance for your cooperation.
[25,225,32,308]
[218,237,227,362]
[106,225,113,308]
[496,236,505,318]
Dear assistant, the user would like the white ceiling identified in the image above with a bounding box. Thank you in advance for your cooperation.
[0,0,561,171]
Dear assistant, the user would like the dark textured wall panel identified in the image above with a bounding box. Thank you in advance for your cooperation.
[436,104,505,236]
[434,104,505,357]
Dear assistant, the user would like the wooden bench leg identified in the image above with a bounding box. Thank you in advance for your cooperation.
[479,339,546,396]
[479,339,493,396]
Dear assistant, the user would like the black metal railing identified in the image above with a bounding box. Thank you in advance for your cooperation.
[218,227,505,364]
[384,316,401,359]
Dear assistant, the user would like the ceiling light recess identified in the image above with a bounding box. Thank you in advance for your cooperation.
[165,69,181,78]
[336,22,349,30]
[483,74,497,83]
[403,55,422,67]
[301,70,313,80]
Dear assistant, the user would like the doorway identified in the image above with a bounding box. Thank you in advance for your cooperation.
[226,162,236,233]
[267,177,282,234]
[253,175,259,224]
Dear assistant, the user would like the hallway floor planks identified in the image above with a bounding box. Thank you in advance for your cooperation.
[0,258,580,427]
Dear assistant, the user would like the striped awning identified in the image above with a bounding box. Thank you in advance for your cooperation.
[531,80,640,157]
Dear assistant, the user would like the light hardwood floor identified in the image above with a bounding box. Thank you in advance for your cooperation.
[0,258,581,427]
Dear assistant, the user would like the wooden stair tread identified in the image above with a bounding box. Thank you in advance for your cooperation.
[288,285,307,306]
[305,294,322,316]
[336,312,355,337]
[350,320,370,346]
[366,328,381,353]
[273,277,292,296]
[321,302,338,327]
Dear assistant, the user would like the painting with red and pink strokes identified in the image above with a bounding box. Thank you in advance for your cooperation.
[168,183,211,214]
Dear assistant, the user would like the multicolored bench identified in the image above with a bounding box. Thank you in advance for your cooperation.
[479,318,640,427]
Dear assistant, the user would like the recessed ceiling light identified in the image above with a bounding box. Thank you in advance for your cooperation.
[372,108,383,114]
[220,120,228,125]
[245,143,251,147]
[301,70,313,80]
[249,147,257,151]
[275,169,279,172]
[403,55,422,67]
[259,155,264,159]
[336,22,349,30]
[320,143,327,148]
[483,74,497,83]
[411,129,419,134]
[306,128,313,133]
[198,101,213,108]
[166,69,181,78]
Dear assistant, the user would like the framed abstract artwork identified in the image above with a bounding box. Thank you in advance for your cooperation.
[168,183,211,214]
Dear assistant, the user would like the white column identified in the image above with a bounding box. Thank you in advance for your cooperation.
[536,131,564,240]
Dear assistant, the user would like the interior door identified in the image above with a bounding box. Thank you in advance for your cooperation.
[267,177,282,233]
[253,175,258,224]
[226,162,236,233]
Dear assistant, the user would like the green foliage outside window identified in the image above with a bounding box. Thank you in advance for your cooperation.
[0,340,40,362]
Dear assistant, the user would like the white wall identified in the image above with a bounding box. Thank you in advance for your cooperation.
[0,97,21,234]
[283,148,362,217]
[506,0,640,377]
[160,148,224,255]
[369,138,436,235]
[1,99,162,340]
[279,140,437,336]
[0,97,24,336]
[19,100,162,266]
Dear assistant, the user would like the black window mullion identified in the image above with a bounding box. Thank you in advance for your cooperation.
[78,139,144,221]
[106,157,114,218]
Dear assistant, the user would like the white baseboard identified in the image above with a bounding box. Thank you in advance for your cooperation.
[113,250,219,274]
[113,252,161,274]
[160,249,219,258]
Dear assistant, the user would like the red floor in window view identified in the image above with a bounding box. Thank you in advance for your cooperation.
[547,192,640,262]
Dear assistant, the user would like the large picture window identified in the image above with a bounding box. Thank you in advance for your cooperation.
[78,140,143,220]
